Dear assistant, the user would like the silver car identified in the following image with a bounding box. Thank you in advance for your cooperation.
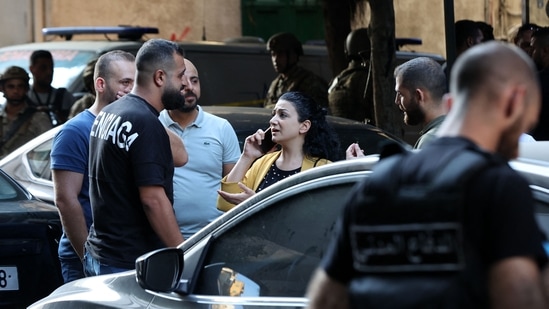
[28,142,549,308]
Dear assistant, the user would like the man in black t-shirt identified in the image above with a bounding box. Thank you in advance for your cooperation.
[307,42,549,308]
[27,49,76,126]
[84,39,188,275]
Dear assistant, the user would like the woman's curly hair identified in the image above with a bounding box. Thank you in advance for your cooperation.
[279,91,342,161]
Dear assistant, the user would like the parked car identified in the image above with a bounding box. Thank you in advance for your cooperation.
[0,169,62,308]
[27,143,549,308]
[0,105,409,204]
[0,26,445,107]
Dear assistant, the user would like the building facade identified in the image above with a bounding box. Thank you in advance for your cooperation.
[0,0,546,63]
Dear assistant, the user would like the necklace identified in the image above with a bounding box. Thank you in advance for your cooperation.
[32,88,52,107]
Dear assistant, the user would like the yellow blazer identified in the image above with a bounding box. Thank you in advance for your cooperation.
[217,151,330,211]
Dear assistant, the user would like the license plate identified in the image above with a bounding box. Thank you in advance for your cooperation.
[0,266,18,291]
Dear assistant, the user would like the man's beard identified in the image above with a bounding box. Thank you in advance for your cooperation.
[4,94,26,106]
[403,98,425,126]
[496,117,523,161]
[162,85,185,110]
[35,78,53,89]
[178,94,198,112]
[104,86,118,104]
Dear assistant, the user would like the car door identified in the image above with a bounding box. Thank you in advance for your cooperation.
[192,183,357,297]
[148,165,373,308]
[194,174,368,295]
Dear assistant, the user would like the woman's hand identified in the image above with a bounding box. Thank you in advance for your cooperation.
[217,182,256,205]
[346,143,365,160]
[242,128,270,159]
[224,129,271,184]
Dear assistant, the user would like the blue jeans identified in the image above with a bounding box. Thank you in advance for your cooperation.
[83,251,131,276]
[59,256,85,283]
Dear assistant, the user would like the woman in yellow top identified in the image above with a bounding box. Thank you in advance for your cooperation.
[217,91,341,211]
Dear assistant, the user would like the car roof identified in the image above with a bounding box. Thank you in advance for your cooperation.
[0,40,143,53]
[0,39,321,54]
[518,141,549,164]
[0,36,445,60]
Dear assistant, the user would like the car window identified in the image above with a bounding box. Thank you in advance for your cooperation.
[193,182,354,297]
[0,175,19,200]
[0,172,27,201]
[334,126,397,156]
[26,139,53,181]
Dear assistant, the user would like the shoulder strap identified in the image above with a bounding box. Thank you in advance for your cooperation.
[362,140,410,194]
[431,150,490,191]
[363,146,491,225]
[0,107,37,148]
[49,88,69,126]
[365,151,408,204]
[379,140,408,160]
[52,88,67,111]
[336,66,369,81]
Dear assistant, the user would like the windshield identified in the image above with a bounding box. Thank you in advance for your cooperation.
[0,49,97,92]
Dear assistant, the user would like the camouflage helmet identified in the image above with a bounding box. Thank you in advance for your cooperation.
[267,32,304,56]
[0,66,30,84]
[345,28,370,59]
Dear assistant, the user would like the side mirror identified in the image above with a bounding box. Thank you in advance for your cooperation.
[135,247,184,292]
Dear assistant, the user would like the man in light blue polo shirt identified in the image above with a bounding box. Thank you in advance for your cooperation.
[159,58,240,239]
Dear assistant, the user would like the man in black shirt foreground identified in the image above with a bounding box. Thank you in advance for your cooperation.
[84,39,188,276]
[307,41,549,308]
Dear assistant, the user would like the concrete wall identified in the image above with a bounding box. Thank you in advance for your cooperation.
[0,0,33,46]
[36,0,241,43]
[393,0,525,57]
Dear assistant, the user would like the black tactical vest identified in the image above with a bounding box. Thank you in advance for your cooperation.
[348,146,491,308]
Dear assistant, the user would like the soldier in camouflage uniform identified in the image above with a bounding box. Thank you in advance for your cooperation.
[328,28,375,124]
[264,32,328,110]
[0,66,52,158]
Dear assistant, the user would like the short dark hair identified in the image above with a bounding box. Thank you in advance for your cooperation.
[30,49,53,65]
[95,50,135,81]
[279,91,341,161]
[135,39,185,79]
[517,23,540,36]
[531,26,549,47]
[394,57,447,102]
[455,20,482,48]
[476,21,494,42]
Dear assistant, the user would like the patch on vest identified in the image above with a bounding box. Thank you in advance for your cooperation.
[350,222,465,273]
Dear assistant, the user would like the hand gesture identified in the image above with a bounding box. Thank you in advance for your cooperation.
[346,143,365,160]
[217,182,256,205]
